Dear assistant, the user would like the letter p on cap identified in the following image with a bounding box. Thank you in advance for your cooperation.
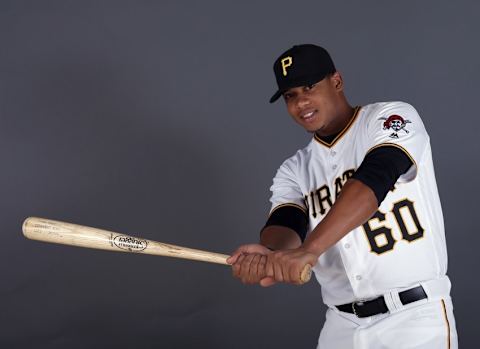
[281,56,293,76]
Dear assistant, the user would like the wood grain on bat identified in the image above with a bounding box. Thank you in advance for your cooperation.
[22,217,312,283]
[22,217,229,265]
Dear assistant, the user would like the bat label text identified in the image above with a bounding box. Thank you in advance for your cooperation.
[113,235,148,252]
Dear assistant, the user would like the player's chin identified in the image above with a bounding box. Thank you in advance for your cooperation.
[304,125,319,133]
[297,120,320,133]
[295,117,322,132]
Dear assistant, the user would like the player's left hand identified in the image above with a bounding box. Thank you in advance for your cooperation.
[228,244,272,285]
[260,247,319,287]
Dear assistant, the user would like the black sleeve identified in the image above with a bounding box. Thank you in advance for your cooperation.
[261,205,309,242]
[352,145,413,205]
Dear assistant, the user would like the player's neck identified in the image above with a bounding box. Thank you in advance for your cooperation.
[315,103,355,138]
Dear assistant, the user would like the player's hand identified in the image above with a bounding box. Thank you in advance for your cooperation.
[227,243,271,264]
[227,244,271,284]
[261,247,318,287]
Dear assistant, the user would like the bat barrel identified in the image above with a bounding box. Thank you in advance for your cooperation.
[23,217,114,250]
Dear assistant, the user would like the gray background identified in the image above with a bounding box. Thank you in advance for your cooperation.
[1,1,478,348]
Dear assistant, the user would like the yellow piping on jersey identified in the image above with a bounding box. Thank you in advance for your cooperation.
[313,106,362,148]
[268,203,308,217]
[441,299,451,349]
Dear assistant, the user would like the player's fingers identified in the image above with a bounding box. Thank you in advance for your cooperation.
[265,254,275,279]
[238,254,250,280]
[257,255,268,279]
[226,255,237,265]
[287,256,303,284]
[255,254,268,282]
[282,259,293,283]
[288,262,301,285]
[232,253,246,278]
[273,260,284,283]
[228,244,270,264]
[281,256,295,283]
[281,264,290,283]
[227,246,248,264]
[260,276,277,287]
[267,251,284,282]
[227,253,241,265]
[247,254,262,284]
[240,254,256,284]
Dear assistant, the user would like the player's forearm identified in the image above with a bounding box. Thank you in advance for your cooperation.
[260,225,302,250]
[303,178,377,256]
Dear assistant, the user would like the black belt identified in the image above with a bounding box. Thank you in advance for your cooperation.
[336,286,427,318]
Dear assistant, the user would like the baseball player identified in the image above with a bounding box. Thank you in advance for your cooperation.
[227,44,458,348]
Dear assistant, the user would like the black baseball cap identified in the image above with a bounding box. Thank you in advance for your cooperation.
[269,44,336,103]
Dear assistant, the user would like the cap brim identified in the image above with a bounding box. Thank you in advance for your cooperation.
[268,73,331,104]
[269,90,283,103]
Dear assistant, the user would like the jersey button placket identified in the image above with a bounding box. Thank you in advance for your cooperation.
[329,149,338,170]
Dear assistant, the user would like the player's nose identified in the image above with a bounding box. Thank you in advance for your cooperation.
[296,94,311,109]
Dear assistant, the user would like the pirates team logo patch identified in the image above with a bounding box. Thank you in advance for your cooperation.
[379,114,411,139]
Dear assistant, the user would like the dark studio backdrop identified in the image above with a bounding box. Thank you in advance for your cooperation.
[1,1,478,348]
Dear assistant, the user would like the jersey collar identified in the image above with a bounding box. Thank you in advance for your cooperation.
[313,106,362,148]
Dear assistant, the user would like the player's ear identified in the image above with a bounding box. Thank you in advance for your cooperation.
[330,72,344,91]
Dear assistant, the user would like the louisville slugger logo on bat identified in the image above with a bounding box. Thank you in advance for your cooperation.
[112,235,148,252]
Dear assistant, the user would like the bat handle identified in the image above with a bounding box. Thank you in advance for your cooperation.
[300,264,312,284]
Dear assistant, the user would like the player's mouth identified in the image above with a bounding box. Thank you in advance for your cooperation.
[299,109,317,123]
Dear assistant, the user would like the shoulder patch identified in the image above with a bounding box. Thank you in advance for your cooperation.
[378,114,411,139]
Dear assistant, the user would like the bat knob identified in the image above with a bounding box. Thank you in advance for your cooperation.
[300,264,312,284]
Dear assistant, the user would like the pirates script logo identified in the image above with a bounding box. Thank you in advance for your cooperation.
[379,114,411,138]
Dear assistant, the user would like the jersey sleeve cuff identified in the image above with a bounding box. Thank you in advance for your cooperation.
[268,203,308,217]
[262,204,309,242]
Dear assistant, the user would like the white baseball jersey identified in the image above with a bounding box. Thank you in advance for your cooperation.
[269,101,449,306]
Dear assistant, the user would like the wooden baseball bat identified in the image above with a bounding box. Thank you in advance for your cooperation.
[22,217,312,284]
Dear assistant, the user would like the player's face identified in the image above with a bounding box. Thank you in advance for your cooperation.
[282,73,345,133]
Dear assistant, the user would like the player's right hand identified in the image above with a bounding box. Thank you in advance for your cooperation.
[227,244,271,284]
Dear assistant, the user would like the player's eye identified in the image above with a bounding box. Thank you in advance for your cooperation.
[283,92,293,100]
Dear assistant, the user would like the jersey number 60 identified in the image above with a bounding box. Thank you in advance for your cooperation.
[362,199,424,254]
